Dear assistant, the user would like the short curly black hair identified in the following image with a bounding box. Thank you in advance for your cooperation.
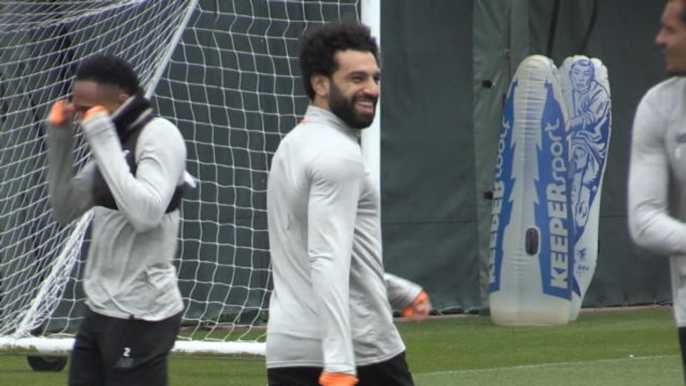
[299,21,379,100]
[75,54,142,96]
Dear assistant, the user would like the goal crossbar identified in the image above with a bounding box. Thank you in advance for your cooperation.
[0,337,266,357]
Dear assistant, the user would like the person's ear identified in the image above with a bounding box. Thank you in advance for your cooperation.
[117,93,129,105]
[311,74,329,98]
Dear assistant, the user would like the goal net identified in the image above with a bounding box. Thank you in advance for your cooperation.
[0,0,360,357]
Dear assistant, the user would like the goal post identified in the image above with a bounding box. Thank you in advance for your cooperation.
[0,0,361,358]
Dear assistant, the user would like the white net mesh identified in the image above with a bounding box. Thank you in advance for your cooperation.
[0,0,360,355]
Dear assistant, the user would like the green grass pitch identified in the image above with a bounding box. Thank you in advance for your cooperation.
[0,307,681,385]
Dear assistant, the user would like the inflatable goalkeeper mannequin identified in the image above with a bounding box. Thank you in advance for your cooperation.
[488,55,612,326]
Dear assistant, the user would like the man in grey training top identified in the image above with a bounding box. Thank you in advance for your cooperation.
[266,22,431,386]
[628,0,686,384]
[47,54,188,386]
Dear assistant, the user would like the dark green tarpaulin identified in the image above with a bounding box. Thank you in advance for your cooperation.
[380,0,671,312]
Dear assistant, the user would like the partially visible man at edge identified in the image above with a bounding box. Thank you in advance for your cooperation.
[628,1,686,384]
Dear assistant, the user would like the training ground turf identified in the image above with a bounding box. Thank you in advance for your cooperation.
[0,307,680,386]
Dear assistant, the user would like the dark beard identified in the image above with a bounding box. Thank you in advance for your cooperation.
[329,82,377,129]
[667,69,686,77]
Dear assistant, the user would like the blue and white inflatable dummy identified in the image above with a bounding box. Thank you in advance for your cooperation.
[489,55,611,326]
[559,56,612,321]
[489,55,573,326]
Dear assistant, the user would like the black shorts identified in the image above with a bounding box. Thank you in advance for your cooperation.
[69,309,182,386]
[267,351,415,386]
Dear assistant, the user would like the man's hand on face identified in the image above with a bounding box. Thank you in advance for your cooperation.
[80,105,108,122]
[48,99,76,127]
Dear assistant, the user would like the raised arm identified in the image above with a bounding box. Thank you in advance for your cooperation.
[80,109,185,232]
[46,101,95,223]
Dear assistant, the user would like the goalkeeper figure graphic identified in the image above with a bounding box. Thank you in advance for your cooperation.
[266,22,431,386]
[46,54,191,386]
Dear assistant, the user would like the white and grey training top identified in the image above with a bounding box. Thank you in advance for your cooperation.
[628,76,686,326]
[47,99,185,321]
[266,105,423,375]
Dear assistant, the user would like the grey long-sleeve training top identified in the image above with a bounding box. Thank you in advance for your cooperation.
[628,77,686,327]
[47,98,185,321]
[266,105,422,375]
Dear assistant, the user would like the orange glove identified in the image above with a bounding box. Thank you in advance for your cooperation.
[402,290,431,321]
[48,99,75,126]
[319,372,358,386]
[81,105,108,121]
